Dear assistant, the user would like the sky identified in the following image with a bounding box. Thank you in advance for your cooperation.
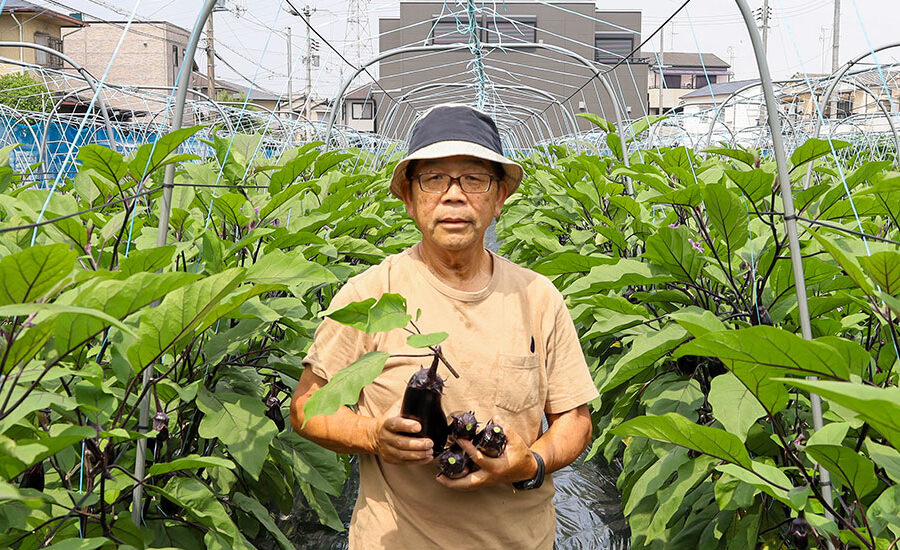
[27,0,900,101]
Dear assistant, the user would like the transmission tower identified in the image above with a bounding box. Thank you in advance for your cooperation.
[344,0,374,79]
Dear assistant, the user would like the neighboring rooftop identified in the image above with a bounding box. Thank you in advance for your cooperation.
[681,78,760,99]
[647,52,730,70]
[2,0,87,26]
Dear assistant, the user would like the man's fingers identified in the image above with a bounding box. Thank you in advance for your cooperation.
[383,415,421,434]
[456,439,486,466]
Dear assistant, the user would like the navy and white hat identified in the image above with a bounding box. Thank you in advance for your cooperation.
[389,104,524,198]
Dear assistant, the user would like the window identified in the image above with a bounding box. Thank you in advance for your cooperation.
[663,73,682,89]
[172,44,180,77]
[694,74,717,89]
[33,32,63,69]
[351,102,374,120]
[429,17,471,45]
[836,93,853,119]
[485,16,536,44]
[594,33,634,64]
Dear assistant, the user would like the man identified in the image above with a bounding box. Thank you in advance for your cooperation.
[290,104,598,549]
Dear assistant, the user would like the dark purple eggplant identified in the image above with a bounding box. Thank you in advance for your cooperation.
[401,355,449,456]
[449,411,479,441]
[788,516,809,549]
[437,444,472,479]
[751,300,773,326]
[265,396,286,431]
[153,411,169,441]
[19,462,44,491]
[475,421,507,458]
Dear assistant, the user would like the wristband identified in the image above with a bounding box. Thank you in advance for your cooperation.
[513,451,545,491]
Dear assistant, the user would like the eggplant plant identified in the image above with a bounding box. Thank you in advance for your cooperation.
[493,114,900,549]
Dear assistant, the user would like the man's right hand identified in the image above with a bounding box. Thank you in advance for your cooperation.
[368,404,435,465]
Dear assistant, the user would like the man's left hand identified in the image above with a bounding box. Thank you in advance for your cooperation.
[435,416,537,491]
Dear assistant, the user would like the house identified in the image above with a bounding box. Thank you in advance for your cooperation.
[62,20,198,90]
[0,0,86,72]
[647,51,731,115]
[368,1,648,138]
[344,83,377,133]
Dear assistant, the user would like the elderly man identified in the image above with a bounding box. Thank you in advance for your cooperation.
[290,104,597,549]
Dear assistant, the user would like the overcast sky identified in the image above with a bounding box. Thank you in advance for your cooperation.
[30,0,900,100]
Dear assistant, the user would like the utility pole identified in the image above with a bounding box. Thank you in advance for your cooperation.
[658,32,664,116]
[831,0,840,72]
[206,12,216,100]
[303,5,312,122]
[286,26,293,117]
[760,0,771,53]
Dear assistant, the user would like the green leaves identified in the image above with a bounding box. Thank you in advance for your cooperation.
[128,125,203,182]
[805,444,878,498]
[702,184,749,252]
[302,351,389,424]
[196,388,277,479]
[323,293,412,333]
[790,138,851,169]
[643,226,705,282]
[708,373,766,441]
[407,332,448,348]
[0,244,75,306]
[614,412,751,468]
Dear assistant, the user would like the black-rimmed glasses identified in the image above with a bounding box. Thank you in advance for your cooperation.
[413,172,497,194]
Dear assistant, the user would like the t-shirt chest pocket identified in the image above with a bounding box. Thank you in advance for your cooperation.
[494,353,542,413]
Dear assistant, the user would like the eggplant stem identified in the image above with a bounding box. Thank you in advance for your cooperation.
[433,348,460,378]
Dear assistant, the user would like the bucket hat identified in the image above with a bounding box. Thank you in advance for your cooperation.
[389,104,524,198]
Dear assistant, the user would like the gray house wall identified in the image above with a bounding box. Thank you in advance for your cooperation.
[369,1,647,140]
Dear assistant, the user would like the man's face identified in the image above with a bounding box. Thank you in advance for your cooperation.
[401,155,509,253]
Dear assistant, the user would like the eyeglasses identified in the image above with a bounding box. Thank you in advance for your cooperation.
[413,172,498,194]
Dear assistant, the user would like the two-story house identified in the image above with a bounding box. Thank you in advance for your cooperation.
[351,0,647,138]
[0,0,86,72]
[647,51,731,115]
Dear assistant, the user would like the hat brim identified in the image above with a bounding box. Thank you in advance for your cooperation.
[389,141,523,199]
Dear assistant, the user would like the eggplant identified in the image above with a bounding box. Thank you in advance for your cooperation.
[19,462,44,492]
[788,516,809,549]
[265,395,286,431]
[153,411,169,441]
[401,355,449,456]
[449,411,479,441]
[475,421,507,458]
[437,444,472,479]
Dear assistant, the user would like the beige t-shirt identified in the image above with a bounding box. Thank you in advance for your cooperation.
[303,244,598,549]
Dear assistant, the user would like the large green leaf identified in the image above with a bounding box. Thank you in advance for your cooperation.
[643,226,705,282]
[0,244,76,306]
[563,260,675,296]
[274,432,346,496]
[600,324,688,392]
[702,183,749,253]
[245,248,338,287]
[323,293,411,334]
[232,492,293,550]
[784,380,900,449]
[724,168,774,203]
[160,477,253,549]
[196,388,277,479]
[790,138,850,169]
[865,440,900,484]
[128,126,203,181]
[118,245,177,276]
[703,146,756,167]
[859,251,900,295]
[302,351,389,425]
[126,268,245,371]
[708,372,766,441]
[805,444,878,498]
[77,144,127,185]
[55,272,196,354]
[530,251,615,275]
[268,149,318,194]
[675,326,856,380]
[147,455,235,476]
[613,412,752,468]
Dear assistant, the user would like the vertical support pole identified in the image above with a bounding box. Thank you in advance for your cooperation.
[137,0,220,527]
[304,6,313,123]
[658,33,665,116]
[206,11,216,101]
[286,26,293,117]
[832,0,841,73]
[733,2,835,547]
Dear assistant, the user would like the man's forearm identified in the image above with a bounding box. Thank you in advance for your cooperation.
[289,369,376,455]
[292,403,377,455]
[529,405,593,475]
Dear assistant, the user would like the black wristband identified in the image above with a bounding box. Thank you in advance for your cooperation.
[513,451,545,491]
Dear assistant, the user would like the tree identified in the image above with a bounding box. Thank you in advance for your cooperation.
[0,72,51,112]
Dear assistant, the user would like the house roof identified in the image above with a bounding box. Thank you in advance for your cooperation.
[647,51,730,70]
[346,83,377,100]
[681,78,760,99]
[3,0,87,27]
